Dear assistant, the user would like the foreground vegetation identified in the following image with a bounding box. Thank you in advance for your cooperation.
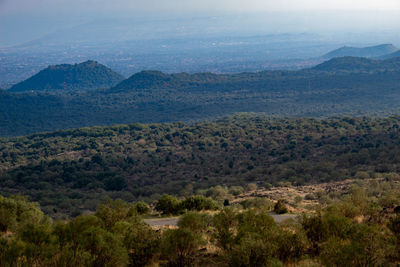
[0,115,399,217]
[0,177,399,266]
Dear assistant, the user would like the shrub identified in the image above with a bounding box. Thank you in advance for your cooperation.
[305,194,315,200]
[155,195,181,215]
[180,195,218,211]
[294,196,303,204]
[178,212,212,234]
[95,199,139,230]
[134,201,150,215]
[228,186,244,196]
[274,200,288,214]
[0,195,45,232]
[161,228,203,266]
[240,198,273,210]
[113,221,160,267]
[245,183,258,192]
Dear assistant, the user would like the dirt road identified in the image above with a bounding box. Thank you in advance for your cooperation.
[144,213,297,227]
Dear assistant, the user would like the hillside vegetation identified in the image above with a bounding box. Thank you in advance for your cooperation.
[0,115,399,217]
[0,179,399,266]
[1,56,400,136]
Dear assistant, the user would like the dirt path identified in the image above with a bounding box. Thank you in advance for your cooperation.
[144,217,180,227]
[144,213,297,227]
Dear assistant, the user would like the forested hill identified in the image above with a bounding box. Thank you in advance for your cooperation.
[1,56,400,137]
[9,60,124,92]
[0,115,399,217]
[312,56,400,72]
[110,70,226,92]
[111,56,400,92]
[380,50,400,60]
[322,44,398,59]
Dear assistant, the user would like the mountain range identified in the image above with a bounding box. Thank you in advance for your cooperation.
[313,56,400,72]
[1,56,400,137]
[380,50,400,60]
[322,44,398,59]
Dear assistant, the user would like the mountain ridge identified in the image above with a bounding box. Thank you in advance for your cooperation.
[2,56,400,137]
[380,50,400,60]
[322,44,398,59]
[312,56,400,72]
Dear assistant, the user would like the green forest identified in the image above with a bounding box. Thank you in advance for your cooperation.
[0,114,399,218]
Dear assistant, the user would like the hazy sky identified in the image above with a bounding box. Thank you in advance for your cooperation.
[2,0,400,14]
[1,0,400,46]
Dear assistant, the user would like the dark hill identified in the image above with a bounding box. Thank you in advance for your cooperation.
[322,44,398,59]
[380,50,400,59]
[9,60,124,92]
[312,56,400,72]
[2,57,400,137]
[111,71,174,91]
[110,70,225,92]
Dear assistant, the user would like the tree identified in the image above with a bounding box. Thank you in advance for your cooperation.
[0,195,45,232]
[134,201,151,215]
[95,199,139,230]
[113,221,160,267]
[18,223,56,266]
[180,195,217,211]
[178,212,212,234]
[155,195,181,215]
[274,199,288,214]
[213,208,238,251]
[161,228,203,267]
[80,227,129,267]
[104,176,127,191]
[245,183,258,192]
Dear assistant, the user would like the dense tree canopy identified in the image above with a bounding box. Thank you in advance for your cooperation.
[0,115,399,217]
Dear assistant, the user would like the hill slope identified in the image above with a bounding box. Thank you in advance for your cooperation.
[9,60,124,92]
[0,115,399,217]
[312,56,400,72]
[1,57,400,137]
[380,50,400,60]
[322,44,398,59]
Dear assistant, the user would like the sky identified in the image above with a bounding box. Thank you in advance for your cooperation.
[1,0,400,46]
[1,0,400,14]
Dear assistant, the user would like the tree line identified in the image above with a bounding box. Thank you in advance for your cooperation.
[0,180,399,266]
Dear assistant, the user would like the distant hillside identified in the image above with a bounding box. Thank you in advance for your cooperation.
[380,50,400,59]
[9,60,124,92]
[110,70,226,92]
[312,56,400,72]
[2,57,400,136]
[322,44,398,59]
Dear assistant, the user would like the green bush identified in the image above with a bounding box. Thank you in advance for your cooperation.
[133,201,151,215]
[0,195,45,232]
[113,221,160,267]
[274,200,288,214]
[181,195,218,211]
[161,228,204,266]
[240,198,273,210]
[155,195,181,215]
[178,212,212,234]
